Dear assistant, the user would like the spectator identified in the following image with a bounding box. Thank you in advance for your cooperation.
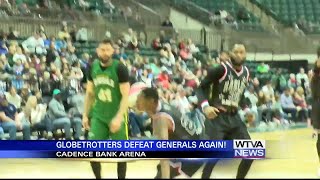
[69,61,83,92]
[0,41,8,55]
[39,25,47,40]
[256,62,269,74]
[281,87,298,122]
[103,0,115,14]
[128,36,139,50]
[23,67,39,93]
[13,46,27,65]
[244,86,259,114]
[159,30,170,44]
[171,85,191,114]
[139,69,153,88]
[123,6,133,21]
[23,95,49,139]
[288,73,297,89]
[5,45,15,67]
[113,46,128,63]
[272,94,289,125]
[257,90,273,123]
[58,26,71,41]
[237,8,249,22]
[187,39,200,54]
[38,0,50,8]
[47,89,72,140]
[78,0,90,11]
[46,42,58,66]
[152,37,162,51]
[5,86,21,110]
[20,86,30,107]
[179,44,193,61]
[0,95,31,140]
[239,86,260,127]
[277,69,287,93]
[217,51,230,64]
[150,58,161,77]
[293,87,309,122]
[68,88,84,140]
[161,17,173,28]
[0,61,9,93]
[40,71,53,104]
[69,25,77,43]
[7,27,18,40]
[66,45,78,65]
[22,31,46,55]
[76,27,88,44]
[11,59,24,90]
[262,80,275,103]
[18,3,31,15]
[157,67,170,89]
[296,67,309,92]
[184,70,200,89]
[123,28,136,45]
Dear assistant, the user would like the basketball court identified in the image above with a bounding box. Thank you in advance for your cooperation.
[0,128,317,179]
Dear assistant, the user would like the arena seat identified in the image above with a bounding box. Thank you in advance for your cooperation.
[251,0,320,33]
[189,0,265,32]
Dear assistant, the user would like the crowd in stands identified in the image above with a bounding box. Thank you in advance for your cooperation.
[0,19,315,139]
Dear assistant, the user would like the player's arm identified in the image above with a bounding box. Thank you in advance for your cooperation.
[195,65,225,119]
[115,62,130,122]
[195,65,225,110]
[153,116,170,179]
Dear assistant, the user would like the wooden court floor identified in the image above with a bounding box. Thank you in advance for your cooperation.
[0,128,318,179]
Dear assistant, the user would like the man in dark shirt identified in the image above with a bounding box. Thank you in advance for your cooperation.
[161,17,174,28]
[196,44,253,178]
[0,95,31,140]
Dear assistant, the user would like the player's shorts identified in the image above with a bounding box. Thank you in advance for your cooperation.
[88,115,129,140]
[154,159,205,178]
[204,111,251,140]
[311,100,320,130]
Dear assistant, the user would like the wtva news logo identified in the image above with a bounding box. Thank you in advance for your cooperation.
[233,140,265,159]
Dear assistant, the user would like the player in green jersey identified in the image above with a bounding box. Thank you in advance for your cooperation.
[83,39,130,179]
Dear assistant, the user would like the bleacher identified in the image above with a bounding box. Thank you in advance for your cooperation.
[15,0,38,7]
[251,0,320,33]
[189,0,265,32]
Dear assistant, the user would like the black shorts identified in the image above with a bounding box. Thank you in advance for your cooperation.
[312,101,320,130]
[204,112,251,140]
[155,160,204,178]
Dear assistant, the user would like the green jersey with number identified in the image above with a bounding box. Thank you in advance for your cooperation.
[91,60,122,121]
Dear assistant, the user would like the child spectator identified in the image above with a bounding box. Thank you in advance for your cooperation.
[11,59,24,90]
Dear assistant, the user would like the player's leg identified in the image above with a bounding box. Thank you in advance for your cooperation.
[110,114,129,179]
[178,160,206,178]
[231,114,254,179]
[311,101,320,175]
[154,162,179,179]
[89,118,110,179]
[201,114,227,179]
[155,160,204,179]
[316,129,320,176]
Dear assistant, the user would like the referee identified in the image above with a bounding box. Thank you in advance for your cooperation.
[196,44,254,179]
